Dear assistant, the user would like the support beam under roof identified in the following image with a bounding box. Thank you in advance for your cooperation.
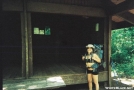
[112,21,133,30]
[27,2,106,17]
[110,0,134,15]
[117,12,134,25]
[2,1,106,17]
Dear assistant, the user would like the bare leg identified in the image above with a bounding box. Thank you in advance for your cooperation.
[88,74,93,90]
[93,75,99,90]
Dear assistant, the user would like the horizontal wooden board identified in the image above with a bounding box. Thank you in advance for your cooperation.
[2,1,106,17]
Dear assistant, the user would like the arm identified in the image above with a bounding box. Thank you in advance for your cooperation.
[92,53,101,63]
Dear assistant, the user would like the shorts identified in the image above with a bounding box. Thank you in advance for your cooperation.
[86,69,98,75]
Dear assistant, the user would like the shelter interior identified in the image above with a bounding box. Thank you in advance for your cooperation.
[2,0,134,89]
[2,12,105,79]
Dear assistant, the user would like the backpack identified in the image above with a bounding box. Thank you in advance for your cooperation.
[93,44,103,60]
[93,44,106,71]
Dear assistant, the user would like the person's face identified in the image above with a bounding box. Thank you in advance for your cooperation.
[87,47,93,53]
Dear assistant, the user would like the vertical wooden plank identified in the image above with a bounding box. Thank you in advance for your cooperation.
[104,18,108,72]
[21,12,26,77]
[104,17,108,86]
[27,13,33,76]
[21,0,33,78]
[23,0,29,78]
[108,16,112,87]
[104,17,108,87]
[104,16,112,87]
[21,0,32,78]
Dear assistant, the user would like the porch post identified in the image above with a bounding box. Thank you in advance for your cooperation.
[27,13,33,76]
[108,16,112,87]
[104,16,112,86]
[23,0,29,79]
[21,0,33,78]
[21,12,26,77]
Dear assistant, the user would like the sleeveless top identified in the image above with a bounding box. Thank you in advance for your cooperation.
[84,53,94,63]
[84,53,99,72]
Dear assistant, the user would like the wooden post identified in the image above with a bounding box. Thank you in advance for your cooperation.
[108,16,112,87]
[21,12,26,77]
[21,9,33,78]
[104,16,112,87]
[104,17,108,87]
[24,0,29,79]
[27,13,33,76]
[22,0,29,78]
[21,0,33,78]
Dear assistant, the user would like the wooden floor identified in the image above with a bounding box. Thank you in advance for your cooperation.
[3,62,109,90]
[3,62,86,80]
[32,62,86,78]
[3,62,87,90]
[3,63,134,90]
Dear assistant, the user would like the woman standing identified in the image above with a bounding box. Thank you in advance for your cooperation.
[82,44,101,90]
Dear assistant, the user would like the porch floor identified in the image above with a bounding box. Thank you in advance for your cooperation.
[3,62,87,89]
[32,62,86,78]
[3,62,86,80]
[3,62,109,89]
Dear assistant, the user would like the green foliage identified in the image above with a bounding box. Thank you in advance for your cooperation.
[116,63,134,77]
[111,26,134,77]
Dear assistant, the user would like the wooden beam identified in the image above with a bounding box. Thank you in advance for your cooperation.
[2,0,106,17]
[112,21,133,30]
[117,12,134,25]
[61,71,108,85]
[110,0,134,15]
[27,2,106,17]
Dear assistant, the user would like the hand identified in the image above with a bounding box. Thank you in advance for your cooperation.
[82,56,85,60]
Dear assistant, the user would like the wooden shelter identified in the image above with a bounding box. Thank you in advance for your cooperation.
[2,0,134,89]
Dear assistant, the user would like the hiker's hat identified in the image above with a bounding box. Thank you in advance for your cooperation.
[86,44,95,48]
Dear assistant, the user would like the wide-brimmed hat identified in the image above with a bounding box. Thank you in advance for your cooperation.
[86,44,95,48]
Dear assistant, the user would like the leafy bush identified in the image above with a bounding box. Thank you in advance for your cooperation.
[116,63,134,77]
[111,27,134,78]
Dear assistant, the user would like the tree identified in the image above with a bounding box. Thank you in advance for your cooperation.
[111,26,134,77]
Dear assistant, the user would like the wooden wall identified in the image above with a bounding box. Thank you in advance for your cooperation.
[2,12,22,67]
[31,13,104,64]
[2,12,105,66]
